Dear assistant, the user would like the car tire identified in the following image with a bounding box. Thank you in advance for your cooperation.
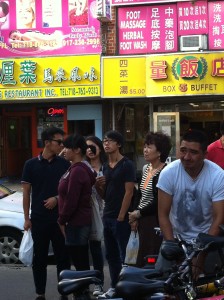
[0,228,23,264]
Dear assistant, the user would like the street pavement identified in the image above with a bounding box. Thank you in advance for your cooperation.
[0,178,110,300]
[0,263,110,300]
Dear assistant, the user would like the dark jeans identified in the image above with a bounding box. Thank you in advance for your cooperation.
[65,224,91,271]
[31,219,70,295]
[89,240,104,283]
[103,217,131,287]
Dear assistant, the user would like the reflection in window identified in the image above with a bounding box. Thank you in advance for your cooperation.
[7,119,17,148]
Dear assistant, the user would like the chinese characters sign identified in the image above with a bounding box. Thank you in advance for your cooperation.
[0,55,100,100]
[102,57,146,97]
[118,4,177,55]
[177,1,208,35]
[0,0,101,58]
[208,1,224,50]
[146,53,224,96]
[148,5,177,53]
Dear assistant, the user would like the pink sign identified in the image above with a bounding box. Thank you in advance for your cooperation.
[148,4,177,53]
[0,0,101,58]
[177,1,208,36]
[118,7,148,54]
[113,0,187,6]
[208,1,224,50]
[118,4,177,55]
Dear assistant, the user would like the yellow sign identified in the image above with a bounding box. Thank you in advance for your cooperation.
[146,53,224,97]
[1,86,100,100]
[0,55,100,100]
[102,56,146,97]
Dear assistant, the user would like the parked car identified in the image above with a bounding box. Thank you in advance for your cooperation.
[0,184,24,264]
[0,183,55,264]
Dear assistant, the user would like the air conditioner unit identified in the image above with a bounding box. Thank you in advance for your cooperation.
[179,35,207,51]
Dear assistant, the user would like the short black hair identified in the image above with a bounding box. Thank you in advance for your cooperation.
[144,132,172,163]
[220,121,224,135]
[41,126,65,144]
[181,130,208,152]
[63,134,87,155]
[0,1,9,16]
[103,130,124,148]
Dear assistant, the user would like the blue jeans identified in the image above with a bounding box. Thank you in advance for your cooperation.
[31,219,70,295]
[103,217,131,287]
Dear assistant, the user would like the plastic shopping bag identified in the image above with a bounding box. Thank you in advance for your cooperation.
[19,229,33,267]
[90,194,104,241]
[124,231,139,265]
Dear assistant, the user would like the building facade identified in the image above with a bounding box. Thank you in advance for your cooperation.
[0,0,224,177]
[100,0,224,171]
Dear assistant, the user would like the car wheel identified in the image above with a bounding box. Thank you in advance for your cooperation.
[0,229,23,264]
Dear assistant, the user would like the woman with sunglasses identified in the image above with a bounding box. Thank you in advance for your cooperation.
[86,136,107,297]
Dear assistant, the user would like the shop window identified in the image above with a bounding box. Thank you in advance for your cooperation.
[37,107,64,148]
[7,119,18,148]
[68,120,95,137]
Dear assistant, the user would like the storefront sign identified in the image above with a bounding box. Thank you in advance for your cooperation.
[0,0,101,58]
[177,1,208,35]
[208,2,224,50]
[0,55,100,100]
[118,4,177,54]
[146,53,224,96]
[102,56,146,97]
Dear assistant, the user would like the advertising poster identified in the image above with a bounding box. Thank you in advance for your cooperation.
[0,0,101,58]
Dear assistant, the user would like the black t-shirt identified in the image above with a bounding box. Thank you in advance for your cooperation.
[103,157,136,219]
[21,154,70,222]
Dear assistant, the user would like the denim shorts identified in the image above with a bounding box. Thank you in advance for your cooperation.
[65,224,91,246]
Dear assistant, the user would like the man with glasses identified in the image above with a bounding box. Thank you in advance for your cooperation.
[98,130,136,299]
[21,126,71,300]
[156,130,224,277]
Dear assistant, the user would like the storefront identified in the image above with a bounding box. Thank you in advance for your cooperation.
[0,54,101,177]
[102,53,224,172]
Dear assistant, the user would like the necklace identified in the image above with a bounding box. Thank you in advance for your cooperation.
[148,163,165,174]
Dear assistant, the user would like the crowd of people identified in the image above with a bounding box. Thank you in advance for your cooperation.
[21,123,224,300]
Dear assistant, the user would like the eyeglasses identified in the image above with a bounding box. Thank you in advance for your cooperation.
[49,139,63,145]
[102,139,116,144]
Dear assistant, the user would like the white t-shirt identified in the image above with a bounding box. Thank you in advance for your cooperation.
[157,159,224,242]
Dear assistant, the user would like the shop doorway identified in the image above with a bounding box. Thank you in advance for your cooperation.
[1,116,32,178]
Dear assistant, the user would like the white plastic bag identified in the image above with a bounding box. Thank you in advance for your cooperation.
[124,231,139,265]
[19,229,33,267]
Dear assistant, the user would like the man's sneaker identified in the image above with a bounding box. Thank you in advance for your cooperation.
[97,288,116,299]
[93,284,104,296]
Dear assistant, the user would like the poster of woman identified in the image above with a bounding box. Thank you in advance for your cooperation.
[42,0,62,28]
[0,1,9,30]
[0,0,101,57]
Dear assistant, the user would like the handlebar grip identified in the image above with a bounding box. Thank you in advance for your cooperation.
[164,273,178,288]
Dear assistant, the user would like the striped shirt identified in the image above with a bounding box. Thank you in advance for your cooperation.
[138,164,162,212]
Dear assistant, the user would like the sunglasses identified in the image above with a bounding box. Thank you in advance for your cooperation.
[49,139,63,145]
